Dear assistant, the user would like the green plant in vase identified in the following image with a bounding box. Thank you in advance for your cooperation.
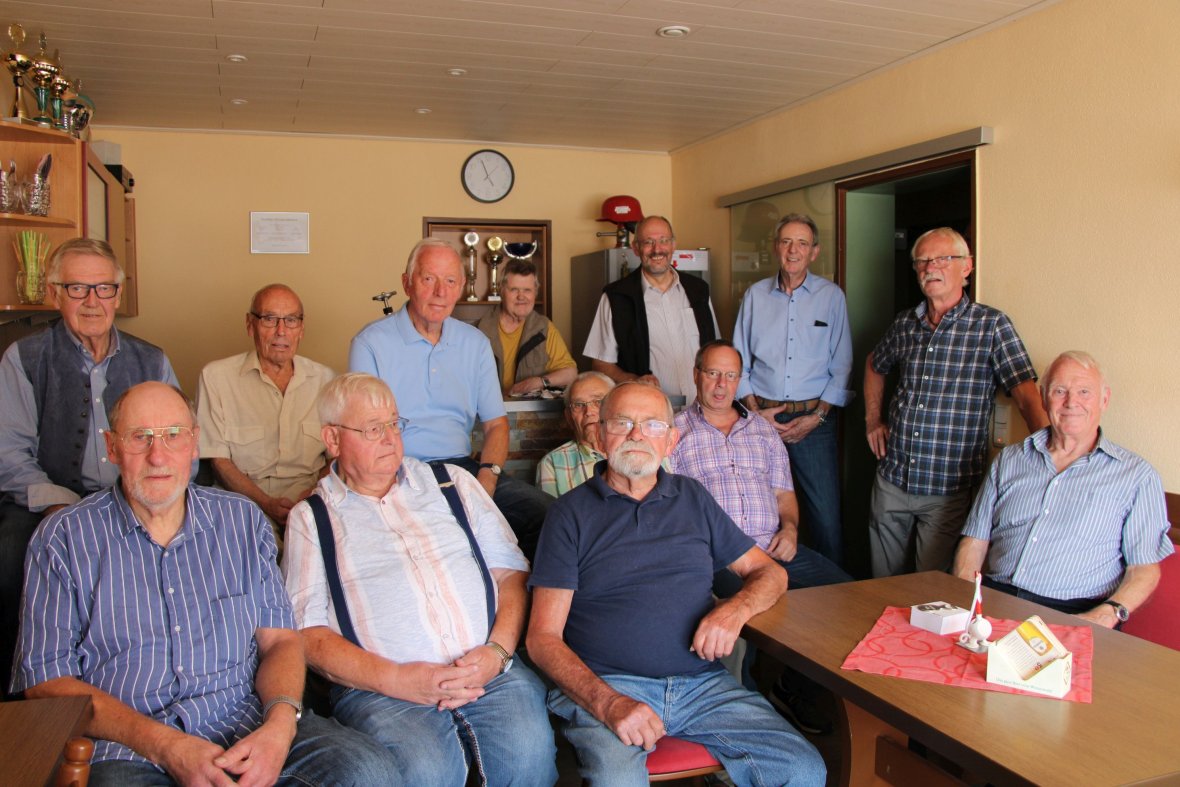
[13,230,48,304]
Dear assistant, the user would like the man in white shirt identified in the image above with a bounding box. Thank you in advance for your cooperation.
[583,215,718,404]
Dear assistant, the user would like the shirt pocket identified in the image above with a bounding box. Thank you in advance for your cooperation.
[224,425,266,473]
[796,321,832,361]
[209,592,256,672]
[300,420,325,451]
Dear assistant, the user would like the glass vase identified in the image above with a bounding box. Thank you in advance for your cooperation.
[16,269,46,305]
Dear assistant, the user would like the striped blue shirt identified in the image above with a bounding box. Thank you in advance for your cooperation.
[13,484,294,766]
[961,428,1174,600]
[871,296,1037,495]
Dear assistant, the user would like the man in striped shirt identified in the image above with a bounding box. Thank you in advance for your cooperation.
[283,373,556,786]
[13,382,398,785]
[953,352,1173,626]
[536,371,614,497]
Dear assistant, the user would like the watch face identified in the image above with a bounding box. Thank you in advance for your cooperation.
[462,149,514,203]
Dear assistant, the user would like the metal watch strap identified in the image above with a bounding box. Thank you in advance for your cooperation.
[263,695,303,721]
[486,640,513,673]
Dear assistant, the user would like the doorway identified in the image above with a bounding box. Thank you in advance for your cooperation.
[836,151,976,578]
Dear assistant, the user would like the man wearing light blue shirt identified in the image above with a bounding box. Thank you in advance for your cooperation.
[954,351,1173,627]
[733,214,853,566]
[348,238,551,560]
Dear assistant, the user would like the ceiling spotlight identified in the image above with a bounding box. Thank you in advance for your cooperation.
[415,107,432,114]
[447,68,467,77]
[225,53,249,63]
[229,98,248,105]
[656,25,691,38]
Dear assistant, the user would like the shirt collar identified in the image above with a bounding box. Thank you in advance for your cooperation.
[640,268,682,294]
[64,324,120,363]
[319,459,406,506]
[914,292,971,327]
[392,305,454,347]
[1026,426,1124,463]
[110,481,206,541]
[774,270,814,294]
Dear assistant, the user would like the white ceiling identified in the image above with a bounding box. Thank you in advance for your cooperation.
[8,0,1050,151]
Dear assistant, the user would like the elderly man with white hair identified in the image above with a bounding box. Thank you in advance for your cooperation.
[282,373,556,785]
[953,351,1173,627]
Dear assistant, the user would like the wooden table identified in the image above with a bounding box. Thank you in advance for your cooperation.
[744,572,1180,786]
[0,696,92,786]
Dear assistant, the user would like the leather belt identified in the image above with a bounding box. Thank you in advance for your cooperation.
[754,396,820,413]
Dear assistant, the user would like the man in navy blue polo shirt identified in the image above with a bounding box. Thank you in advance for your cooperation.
[527,382,825,786]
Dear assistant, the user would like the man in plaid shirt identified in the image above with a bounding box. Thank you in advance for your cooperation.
[864,228,1047,577]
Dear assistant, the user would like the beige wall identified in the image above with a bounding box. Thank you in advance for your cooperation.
[671,0,1180,488]
[98,128,669,392]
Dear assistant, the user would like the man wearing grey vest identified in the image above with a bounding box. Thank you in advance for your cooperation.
[0,238,177,695]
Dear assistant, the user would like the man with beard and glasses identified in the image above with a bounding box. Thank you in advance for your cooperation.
[527,382,825,786]
[864,227,1048,577]
[583,216,719,404]
[12,382,397,786]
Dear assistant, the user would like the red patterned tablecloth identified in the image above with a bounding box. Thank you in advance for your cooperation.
[841,606,1093,703]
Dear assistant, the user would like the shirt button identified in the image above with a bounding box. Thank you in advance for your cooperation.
[927,347,933,352]
[913,431,919,436]
[174,626,181,633]
[94,397,101,403]
[100,457,107,464]
[918,404,924,409]
[924,375,929,380]
[177,666,184,673]
[168,587,175,594]
[1043,509,1049,515]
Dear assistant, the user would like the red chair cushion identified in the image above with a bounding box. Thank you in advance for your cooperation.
[646,736,721,775]
[1122,552,1180,651]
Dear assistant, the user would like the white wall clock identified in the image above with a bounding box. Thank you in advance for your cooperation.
[462,149,514,203]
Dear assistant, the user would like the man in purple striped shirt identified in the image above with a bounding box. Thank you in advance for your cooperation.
[13,382,397,786]
[954,352,1173,626]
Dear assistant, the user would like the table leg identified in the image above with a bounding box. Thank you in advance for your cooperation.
[838,700,963,787]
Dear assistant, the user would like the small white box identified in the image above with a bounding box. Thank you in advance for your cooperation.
[909,602,971,635]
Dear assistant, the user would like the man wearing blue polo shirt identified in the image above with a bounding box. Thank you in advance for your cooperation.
[527,382,825,786]
[349,238,551,559]
[954,351,1172,626]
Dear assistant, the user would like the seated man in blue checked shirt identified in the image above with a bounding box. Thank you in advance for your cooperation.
[953,351,1173,627]
[282,373,556,786]
[13,382,398,786]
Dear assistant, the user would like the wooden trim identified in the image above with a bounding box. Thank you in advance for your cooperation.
[717,127,992,207]
[1166,491,1179,545]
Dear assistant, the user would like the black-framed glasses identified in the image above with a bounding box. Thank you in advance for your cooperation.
[569,397,605,412]
[602,417,671,437]
[699,369,740,382]
[333,417,409,441]
[53,282,120,300]
[913,255,968,269]
[112,426,195,454]
[251,312,304,328]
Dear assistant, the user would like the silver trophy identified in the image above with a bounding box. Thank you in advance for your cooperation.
[503,240,538,264]
[462,231,480,302]
[485,236,504,302]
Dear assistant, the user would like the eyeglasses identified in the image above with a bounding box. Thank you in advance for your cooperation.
[112,426,195,454]
[912,255,968,269]
[568,397,605,412]
[333,417,409,441]
[53,282,120,300]
[638,236,675,249]
[699,369,740,382]
[251,312,304,328]
[602,417,671,437]
[775,238,813,249]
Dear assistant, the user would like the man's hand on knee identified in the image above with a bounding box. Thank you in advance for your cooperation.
[394,661,484,708]
[157,733,236,787]
[603,695,664,751]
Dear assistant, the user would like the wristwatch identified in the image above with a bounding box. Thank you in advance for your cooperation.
[479,462,503,476]
[1102,600,1130,622]
[263,695,303,721]
[486,640,514,673]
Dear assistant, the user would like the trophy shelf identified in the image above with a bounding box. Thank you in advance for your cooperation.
[423,217,552,324]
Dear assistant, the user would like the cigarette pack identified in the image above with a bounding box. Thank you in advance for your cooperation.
[909,601,971,635]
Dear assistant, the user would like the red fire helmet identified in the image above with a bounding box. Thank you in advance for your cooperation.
[597,195,644,225]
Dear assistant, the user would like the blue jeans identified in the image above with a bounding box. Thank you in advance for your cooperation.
[548,668,825,787]
[88,711,400,786]
[331,664,557,786]
[446,456,552,562]
[779,411,843,567]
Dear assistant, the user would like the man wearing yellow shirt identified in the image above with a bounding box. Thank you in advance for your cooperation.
[477,259,577,396]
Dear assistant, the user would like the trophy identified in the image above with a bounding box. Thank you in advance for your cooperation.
[67,80,93,140]
[4,23,32,120]
[485,236,504,302]
[50,71,71,132]
[462,231,480,302]
[503,240,538,265]
[28,33,59,126]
